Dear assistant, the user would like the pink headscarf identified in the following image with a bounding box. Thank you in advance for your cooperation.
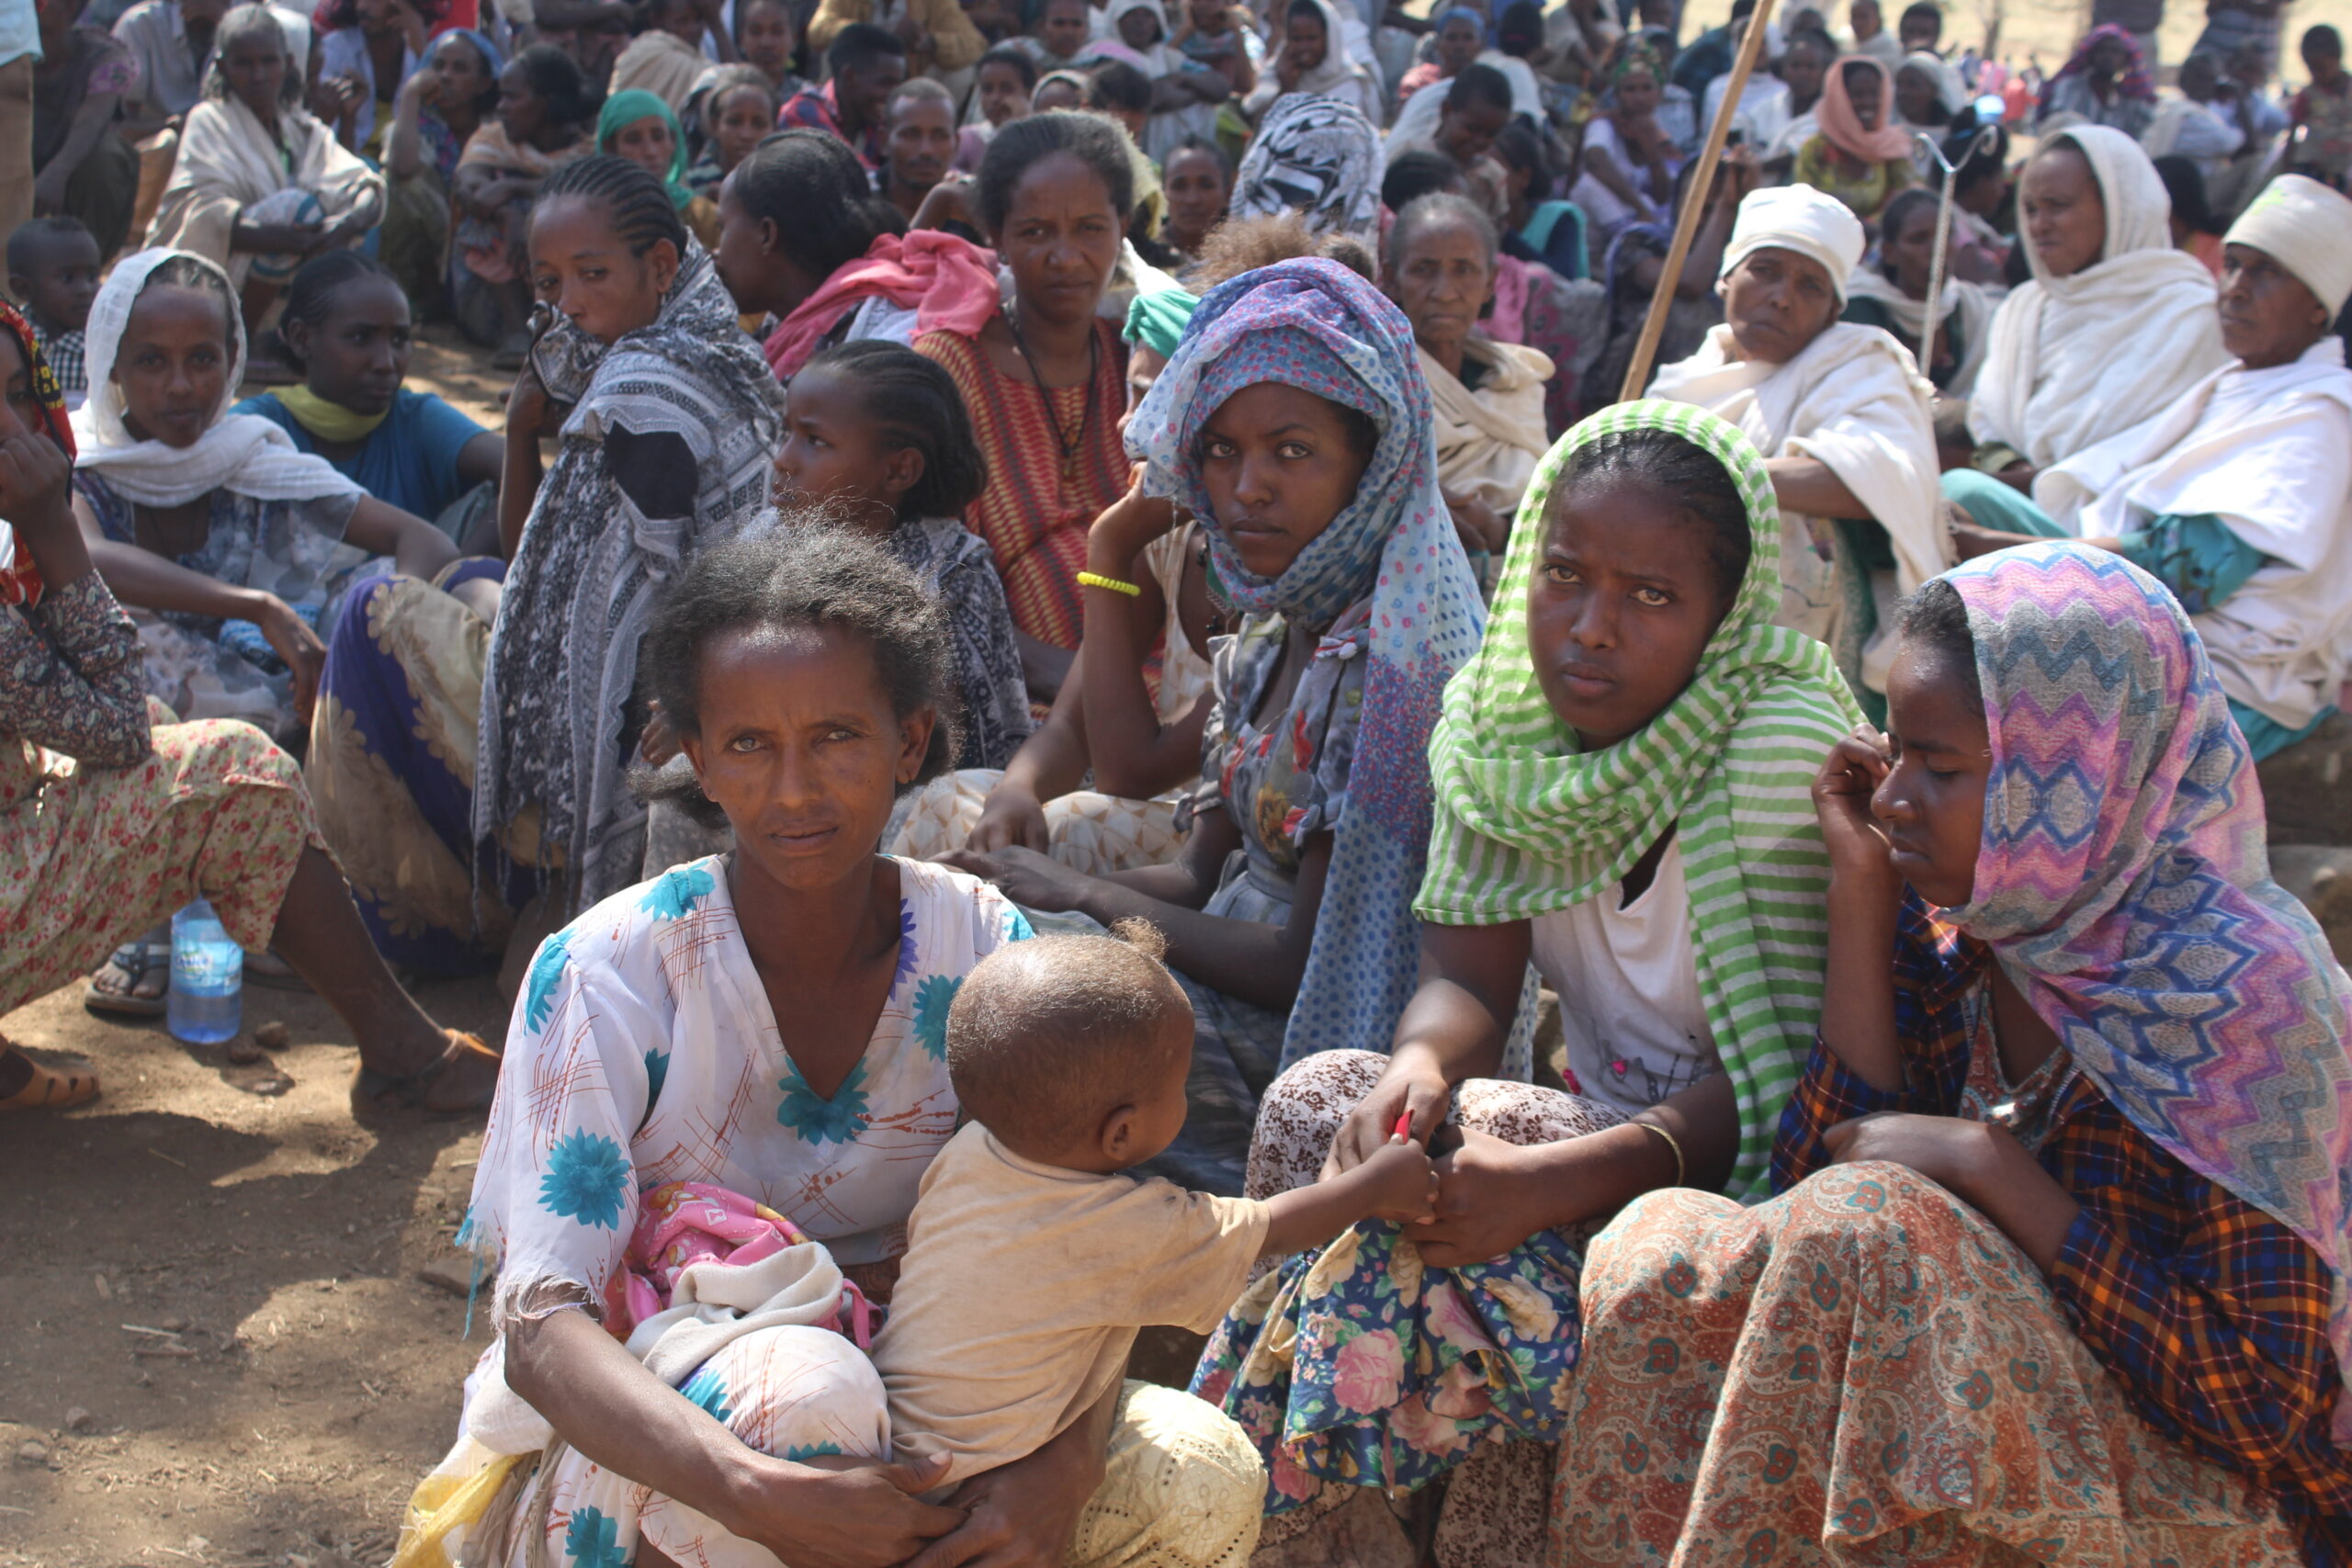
[1815,54,1913,163]
[763,229,1004,382]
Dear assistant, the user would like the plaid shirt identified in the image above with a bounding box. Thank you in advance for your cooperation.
[1774,895,2352,1567]
[29,322,85,402]
[776,81,885,172]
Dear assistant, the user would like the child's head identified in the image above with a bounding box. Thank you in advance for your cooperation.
[737,0,797,81]
[774,340,986,527]
[1528,422,1752,750]
[2303,23,2343,79]
[1874,577,1987,908]
[634,524,959,880]
[1031,69,1087,111]
[1435,63,1514,165]
[500,43,594,143]
[112,255,237,450]
[7,217,100,333]
[1187,0,1230,33]
[530,153,687,343]
[1086,61,1153,143]
[945,919,1194,1169]
[279,251,410,415]
[977,45,1037,126]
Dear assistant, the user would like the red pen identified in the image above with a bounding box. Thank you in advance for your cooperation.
[1391,1111,1414,1142]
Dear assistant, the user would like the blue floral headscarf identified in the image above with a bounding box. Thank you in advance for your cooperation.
[1126,258,1492,1071]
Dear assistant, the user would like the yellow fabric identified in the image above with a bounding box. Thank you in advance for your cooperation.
[388,1449,529,1568]
[275,382,388,444]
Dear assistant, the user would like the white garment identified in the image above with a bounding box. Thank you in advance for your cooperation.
[1723,182,1865,306]
[1843,265,2001,397]
[1571,114,1669,232]
[1530,837,1720,1120]
[1386,53,1542,146]
[1765,107,1819,159]
[2038,337,2352,729]
[2223,173,2352,319]
[145,90,385,288]
[1420,336,1553,516]
[1971,124,2227,471]
[315,25,421,146]
[1649,320,1946,690]
[1703,72,1790,150]
[2140,90,2245,183]
[70,248,364,510]
[1244,0,1381,122]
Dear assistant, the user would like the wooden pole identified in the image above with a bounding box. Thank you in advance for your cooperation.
[1616,0,1780,402]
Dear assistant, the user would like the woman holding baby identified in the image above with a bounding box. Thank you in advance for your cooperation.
[390,525,1267,1568]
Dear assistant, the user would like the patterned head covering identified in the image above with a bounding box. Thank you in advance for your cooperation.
[1942,540,2352,1439]
[1419,400,1863,1194]
[1231,94,1385,242]
[1126,256,1486,1070]
[598,88,695,212]
[2042,22,2155,107]
[1609,34,1664,85]
[0,299,73,608]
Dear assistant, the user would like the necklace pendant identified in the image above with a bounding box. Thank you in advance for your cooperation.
[1061,455,1078,484]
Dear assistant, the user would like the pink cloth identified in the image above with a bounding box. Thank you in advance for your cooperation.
[1816,55,1914,163]
[602,1181,873,1346]
[762,230,1003,381]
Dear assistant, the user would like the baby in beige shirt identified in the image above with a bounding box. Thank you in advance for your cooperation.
[869,920,1437,1490]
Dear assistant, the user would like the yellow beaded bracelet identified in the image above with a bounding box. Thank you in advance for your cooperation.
[1076,570,1143,597]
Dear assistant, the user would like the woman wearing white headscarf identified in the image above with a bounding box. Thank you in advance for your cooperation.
[1965,125,2228,479]
[1650,183,1946,702]
[1241,0,1382,125]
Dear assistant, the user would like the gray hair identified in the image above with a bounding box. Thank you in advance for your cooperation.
[1385,190,1498,273]
[203,3,303,106]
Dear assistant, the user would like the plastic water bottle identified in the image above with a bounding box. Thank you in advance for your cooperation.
[167,900,243,1045]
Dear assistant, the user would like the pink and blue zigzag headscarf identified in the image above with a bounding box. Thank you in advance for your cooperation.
[1945,539,2352,1441]
[1126,257,1488,1072]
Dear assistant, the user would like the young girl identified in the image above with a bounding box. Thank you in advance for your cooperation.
[684,67,777,197]
[449,44,593,366]
[597,88,723,252]
[772,341,1030,773]
[943,258,1487,1197]
[1790,55,1915,221]
[1193,400,1860,1565]
[956,46,1035,174]
[734,0,806,98]
[477,155,783,923]
[1552,540,2352,1566]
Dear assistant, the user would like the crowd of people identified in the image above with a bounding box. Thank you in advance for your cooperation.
[2,0,2352,1559]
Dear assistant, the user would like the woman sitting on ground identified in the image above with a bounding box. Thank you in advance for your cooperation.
[1571,39,1683,247]
[597,87,723,253]
[1944,175,2352,764]
[1195,399,1860,1568]
[478,155,784,925]
[942,258,1487,1197]
[682,65,775,197]
[146,4,385,369]
[1790,55,1915,221]
[918,112,1137,703]
[0,302,499,1117]
[379,27,501,315]
[312,0,430,158]
[231,253,503,547]
[449,42,593,367]
[1841,183,2002,396]
[1243,0,1381,126]
[1386,192,1555,594]
[1964,127,2227,486]
[1553,542,2352,1567]
[394,525,1269,1568]
[1649,183,1946,705]
[717,130,998,386]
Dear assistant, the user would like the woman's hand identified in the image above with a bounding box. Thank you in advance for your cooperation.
[1821,1111,2003,1195]
[639,700,681,765]
[506,359,560,439]
[0,427,77,537]
[1322,1049,1454,1179]
[1275,49,1305,91]
[901,1414,1106,1568]
[447,575,501,625]
[1087,471,1178,569]
[1442,490,1507,557]
[256,593,328,721]
[965,782,1052,855]
[239,219,329,254]
[718,1452,964,1568]
[1401,1127,1553,1269]
[937,845,1095,914]
[1812,728,1901,901]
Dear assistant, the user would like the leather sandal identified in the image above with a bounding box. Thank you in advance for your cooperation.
[0,1048,101,1111]
[85,939,172,1018]
[352,1030,502,1115]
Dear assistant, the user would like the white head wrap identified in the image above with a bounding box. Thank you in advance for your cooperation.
[68,248,362,510]
[2224,174,2352,319]
[1721,184,1868,306]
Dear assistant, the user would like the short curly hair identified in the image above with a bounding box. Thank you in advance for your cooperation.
[630,523,963,827]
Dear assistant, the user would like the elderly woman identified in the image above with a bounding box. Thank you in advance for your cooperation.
[1385,192,1553,592]
[1791,55,1916,220]
[145,3,384,362]
[1943,175,2352,765]
[1964,126,2228,483]
[394,525,1268,1568]
[1841,184,2002,395]
[1649,184,1946,704]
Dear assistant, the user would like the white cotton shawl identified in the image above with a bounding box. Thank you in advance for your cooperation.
[1243,0,1381,124]
[1971,125,2226,471]
[1650,320,1947,688]
[1843,265,2001,397]
[70,249,364,510]
[1422,337,1553,514]
[146,93,384,288]
[2038,337,2352,729]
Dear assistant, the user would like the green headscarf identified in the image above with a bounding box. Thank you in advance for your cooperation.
[597,88,694,212]
[1417,400,1864,1198]
[1122,285,1199,358]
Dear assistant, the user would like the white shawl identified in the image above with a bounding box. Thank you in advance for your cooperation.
[1971,125,2226,471]
[2038,337,2352,729]
[1843,265,2002,398]
[70,248,363,510]
[1650,320,1947,689]
[1244,0,1381,125]
[147,92,385,287]
[1422,337,1553,515]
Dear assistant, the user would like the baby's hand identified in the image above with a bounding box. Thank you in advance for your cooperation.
[1352,1136,1439,1226]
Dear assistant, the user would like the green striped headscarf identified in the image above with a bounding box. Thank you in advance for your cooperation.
[1418,400,1863,1198]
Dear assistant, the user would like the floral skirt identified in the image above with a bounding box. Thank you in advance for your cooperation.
[1191,1049,1623,1562]
[1551,1164,2304,1567]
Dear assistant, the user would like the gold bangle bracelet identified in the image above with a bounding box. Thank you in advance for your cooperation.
[1634,1120,1685,1189]
[1076,570,1143,597]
